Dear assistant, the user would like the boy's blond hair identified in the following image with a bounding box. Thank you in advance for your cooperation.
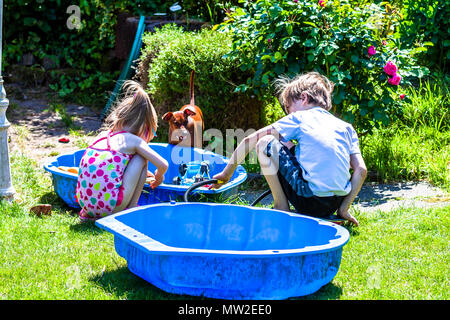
[103,80,158,141]
[274,72,335,112]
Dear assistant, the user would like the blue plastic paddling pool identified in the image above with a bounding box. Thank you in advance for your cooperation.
[43,143,247,208]
[95,202,350,299]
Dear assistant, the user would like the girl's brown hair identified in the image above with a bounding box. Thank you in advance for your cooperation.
[274,72,335,112]
[103,80,158,142]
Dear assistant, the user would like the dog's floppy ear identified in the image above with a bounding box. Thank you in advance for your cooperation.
[162,112,173,121]
[183,106,197,117]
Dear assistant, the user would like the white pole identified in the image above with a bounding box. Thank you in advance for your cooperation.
[0,0,15,200]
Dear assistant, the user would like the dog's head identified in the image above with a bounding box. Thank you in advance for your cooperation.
[162,106,197,143]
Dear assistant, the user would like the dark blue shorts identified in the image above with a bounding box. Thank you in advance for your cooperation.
[265,139,345,218]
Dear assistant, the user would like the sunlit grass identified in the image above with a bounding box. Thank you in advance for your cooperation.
[0,152,448,299]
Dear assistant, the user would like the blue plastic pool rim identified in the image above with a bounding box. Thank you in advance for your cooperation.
[43,144,248,195]
[95,202,350,258]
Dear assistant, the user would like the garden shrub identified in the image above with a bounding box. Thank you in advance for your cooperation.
[219,0,430,133]
[398,0,450,73]
[135,24,264,139]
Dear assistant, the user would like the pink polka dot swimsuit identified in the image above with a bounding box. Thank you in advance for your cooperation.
[75,130,133,219]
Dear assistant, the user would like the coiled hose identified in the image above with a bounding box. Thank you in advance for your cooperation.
[183,179,271,206]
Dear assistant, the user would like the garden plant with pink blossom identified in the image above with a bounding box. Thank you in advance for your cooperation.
[220,0,430,133]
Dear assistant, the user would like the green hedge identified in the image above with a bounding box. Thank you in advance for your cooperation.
[135,24,265,140]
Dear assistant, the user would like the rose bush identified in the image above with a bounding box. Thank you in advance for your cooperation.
[219,0,430,133]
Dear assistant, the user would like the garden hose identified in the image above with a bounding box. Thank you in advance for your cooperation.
[183,179,271,207]
[183,179,219,202]
[250,189,272,206]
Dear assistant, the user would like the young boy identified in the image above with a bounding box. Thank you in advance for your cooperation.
[211,72,366,226]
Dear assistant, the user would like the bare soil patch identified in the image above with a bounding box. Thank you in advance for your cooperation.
[5,83,102,166]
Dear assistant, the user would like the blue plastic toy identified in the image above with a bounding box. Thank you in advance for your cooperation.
[43,143,247,208]
[95,201,350,299]
[172,160,211,186]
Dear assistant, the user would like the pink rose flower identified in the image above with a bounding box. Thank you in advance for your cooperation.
[294,0,298,2]
[368,45,376,57]
[382,40,387,46]
[388,73,402,86]
[384,61,397,76]
[399,94,406,100]
[319,0,326,7]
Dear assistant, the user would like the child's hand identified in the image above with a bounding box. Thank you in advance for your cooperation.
[337,207,359,227]
[208,171,232,189]
[150,170,164,189]
[145,171,156,184]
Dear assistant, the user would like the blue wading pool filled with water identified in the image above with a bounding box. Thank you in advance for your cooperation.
[43,143,247,208]
[95,202,350,300]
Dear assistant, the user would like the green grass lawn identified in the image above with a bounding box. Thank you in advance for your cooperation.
[1,78,448,300]
[0,153,448,300]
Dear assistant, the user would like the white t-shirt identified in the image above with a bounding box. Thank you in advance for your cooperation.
[271,107,361,197]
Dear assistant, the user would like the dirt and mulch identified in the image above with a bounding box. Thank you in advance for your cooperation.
[5,83,102,165]
[4,83,449,213]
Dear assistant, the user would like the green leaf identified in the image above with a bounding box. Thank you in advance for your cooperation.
[304,39,316,47]
[323,45,335,56]
[286,24,293,36]
[333,88,346,105]
[24,17,37,26]
[303,21,318,28]
[274,51,283,61]
[274,63,285,75]
[282,37,295,50]
[373,110,383,120]
[288,62,300,74]
[269,5,282,18]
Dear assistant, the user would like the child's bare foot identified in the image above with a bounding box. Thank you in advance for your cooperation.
[337,210,359,227]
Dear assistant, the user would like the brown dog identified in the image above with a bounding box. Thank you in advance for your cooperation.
[163,70,204,148]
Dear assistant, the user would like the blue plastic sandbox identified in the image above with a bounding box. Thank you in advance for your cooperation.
[96,202,350,299]
[43,143,247,208]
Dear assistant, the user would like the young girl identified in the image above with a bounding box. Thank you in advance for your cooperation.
[75,80,168,221]
[211,72,366,226]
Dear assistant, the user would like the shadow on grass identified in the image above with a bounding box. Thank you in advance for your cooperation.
[90,266,204,300]
[69,220,107,235]
[92,266,343,301]
[39,191,68,209]
[290,282,343,300]
[38,191,109,235]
